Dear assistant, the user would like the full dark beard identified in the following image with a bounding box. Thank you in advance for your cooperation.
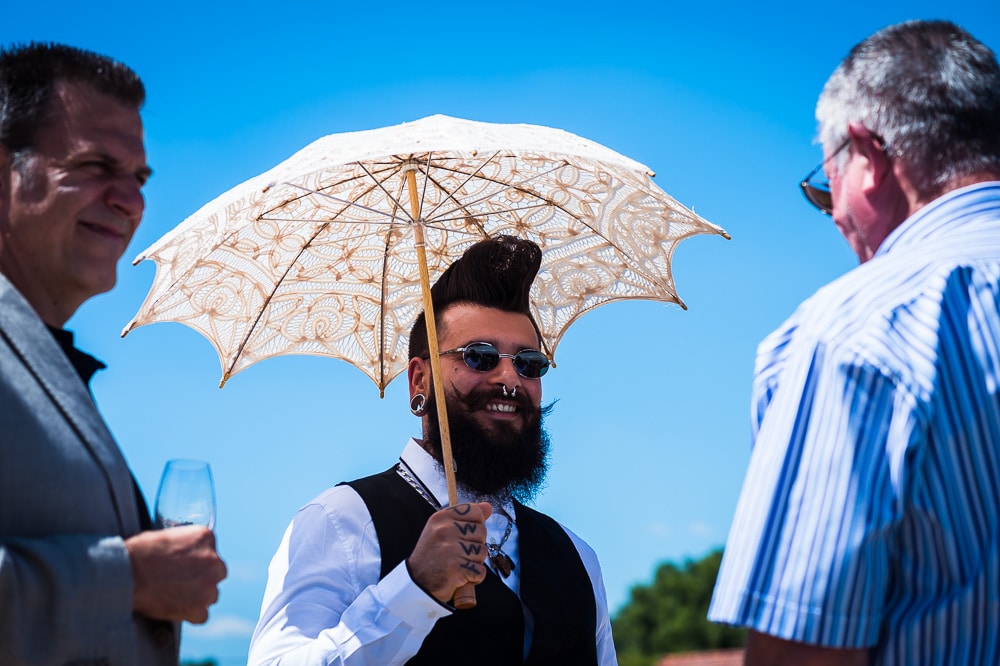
[423,385,552,503]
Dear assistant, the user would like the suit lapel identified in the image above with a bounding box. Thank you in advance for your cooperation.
[0,274,140,534]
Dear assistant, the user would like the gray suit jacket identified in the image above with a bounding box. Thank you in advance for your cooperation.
[0,273,178,665]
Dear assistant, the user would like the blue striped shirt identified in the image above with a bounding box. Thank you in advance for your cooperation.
[709,183,1000,664]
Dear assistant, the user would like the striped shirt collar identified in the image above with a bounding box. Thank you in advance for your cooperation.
[876,181,1000,258]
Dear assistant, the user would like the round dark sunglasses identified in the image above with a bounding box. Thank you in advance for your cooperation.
[440,342,550,378]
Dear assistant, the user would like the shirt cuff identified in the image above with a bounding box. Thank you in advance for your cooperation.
[378,561,453,630]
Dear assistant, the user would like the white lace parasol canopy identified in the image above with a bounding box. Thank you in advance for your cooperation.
[123,114,729,393]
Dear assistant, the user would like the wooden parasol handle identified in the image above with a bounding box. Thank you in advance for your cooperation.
[406,167,477,609]
[452,584,478,610]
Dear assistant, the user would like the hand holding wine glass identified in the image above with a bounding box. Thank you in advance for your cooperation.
[129,458,227,623]
[154,459,216,529]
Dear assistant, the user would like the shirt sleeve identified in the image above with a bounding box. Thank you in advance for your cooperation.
[709,338,918,648]
[247,486,451,666]
[561,525,619,666]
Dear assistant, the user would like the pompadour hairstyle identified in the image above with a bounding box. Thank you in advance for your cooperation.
[408,235,542,359]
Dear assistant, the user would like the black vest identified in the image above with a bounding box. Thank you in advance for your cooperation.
[345,467,598,665]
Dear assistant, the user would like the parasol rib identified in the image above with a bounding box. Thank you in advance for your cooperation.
[376,187,407,397]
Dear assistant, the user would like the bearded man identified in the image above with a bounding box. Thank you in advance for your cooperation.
[248,235,617,665]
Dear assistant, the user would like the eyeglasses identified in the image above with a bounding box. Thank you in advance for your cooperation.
[800,134,891,215]
[440,342,550,378]
[799,139,849,215]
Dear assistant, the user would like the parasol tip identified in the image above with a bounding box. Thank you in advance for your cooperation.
[219,372,230,389]
[379,387,385,399]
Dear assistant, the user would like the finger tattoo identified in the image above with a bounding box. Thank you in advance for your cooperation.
[454,521,478,535]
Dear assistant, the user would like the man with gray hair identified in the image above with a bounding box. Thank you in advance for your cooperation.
[709,20,1000,665]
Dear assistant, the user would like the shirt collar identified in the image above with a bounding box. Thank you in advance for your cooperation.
[46,326,107,387]
[876,181,1000,258]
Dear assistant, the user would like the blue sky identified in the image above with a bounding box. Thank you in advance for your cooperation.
[5,2,999,662]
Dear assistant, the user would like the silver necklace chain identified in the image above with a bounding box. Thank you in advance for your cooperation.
[395,460,517,578]
[486,512,515,578]
[396,460,441,509]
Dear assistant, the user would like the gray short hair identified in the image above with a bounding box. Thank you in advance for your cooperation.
[816,20,1000,198]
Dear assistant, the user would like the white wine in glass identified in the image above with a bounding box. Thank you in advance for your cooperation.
[154,459,216,529]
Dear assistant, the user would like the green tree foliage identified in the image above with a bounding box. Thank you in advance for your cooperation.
[612,548,746,666]
[180,660,217,666]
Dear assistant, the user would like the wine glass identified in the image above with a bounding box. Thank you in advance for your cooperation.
[154,459,216,529]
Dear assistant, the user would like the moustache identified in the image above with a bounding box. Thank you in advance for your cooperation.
[448,386,536,414]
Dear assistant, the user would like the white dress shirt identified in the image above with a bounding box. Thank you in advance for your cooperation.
[249,438,618,665]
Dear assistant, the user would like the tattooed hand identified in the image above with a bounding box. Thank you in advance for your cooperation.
[407,502,493,604]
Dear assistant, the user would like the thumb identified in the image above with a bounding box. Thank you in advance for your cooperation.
[478,502,494,519]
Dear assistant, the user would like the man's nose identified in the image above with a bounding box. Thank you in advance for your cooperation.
[106,176,145,220]
[491,355,522,386]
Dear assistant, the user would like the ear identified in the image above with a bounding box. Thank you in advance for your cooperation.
[847,122,893,194]
[408,356,430,400]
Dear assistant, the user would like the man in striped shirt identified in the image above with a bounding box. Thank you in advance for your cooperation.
[709,20,1000,665]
